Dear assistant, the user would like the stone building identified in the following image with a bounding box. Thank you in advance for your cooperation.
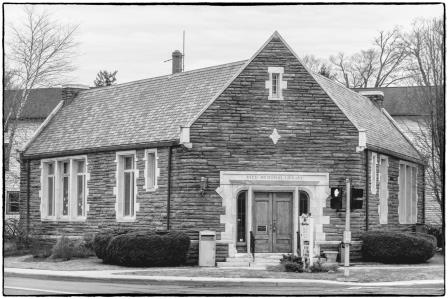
[19,32,425,264]
[353,87,441,225]
[4,88,61,218]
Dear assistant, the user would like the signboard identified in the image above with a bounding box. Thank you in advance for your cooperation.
[299,215,314,267]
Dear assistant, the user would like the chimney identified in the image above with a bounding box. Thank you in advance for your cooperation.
[62,84,90,106]
[358,90,384,109]
[172,50,183,74]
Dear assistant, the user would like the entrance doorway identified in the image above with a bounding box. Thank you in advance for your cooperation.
[253,192,293,252]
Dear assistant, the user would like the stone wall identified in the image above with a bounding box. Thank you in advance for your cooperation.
[169,37,364,242]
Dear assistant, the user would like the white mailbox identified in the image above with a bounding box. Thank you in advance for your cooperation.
[199,230,216,267]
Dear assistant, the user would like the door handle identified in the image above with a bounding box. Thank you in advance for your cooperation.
[272,220,277,232]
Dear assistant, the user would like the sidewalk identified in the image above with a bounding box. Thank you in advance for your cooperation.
[5,267,444,287]
[4,254,444,286]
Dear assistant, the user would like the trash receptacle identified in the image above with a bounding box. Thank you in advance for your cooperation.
[199,230,216,267]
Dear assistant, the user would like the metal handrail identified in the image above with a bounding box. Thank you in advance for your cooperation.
[250,231,255,261]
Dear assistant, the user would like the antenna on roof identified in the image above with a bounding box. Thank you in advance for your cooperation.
[163,30,185,72]
[182,30,185,72]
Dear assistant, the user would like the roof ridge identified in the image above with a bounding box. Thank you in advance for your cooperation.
[80,59,248,94]
[313,72,376,101]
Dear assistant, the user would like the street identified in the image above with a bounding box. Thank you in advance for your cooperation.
[3,276,444,296]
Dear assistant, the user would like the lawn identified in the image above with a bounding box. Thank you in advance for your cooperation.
[4,254,444,283]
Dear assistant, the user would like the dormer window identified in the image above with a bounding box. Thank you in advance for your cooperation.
[265,67,287,100]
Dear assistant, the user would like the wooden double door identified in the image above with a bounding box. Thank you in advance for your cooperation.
[253,192,293,253]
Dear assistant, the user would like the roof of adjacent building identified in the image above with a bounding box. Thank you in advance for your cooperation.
[23,32,421,162]
[4,88,62,120]
[352,86,431,116]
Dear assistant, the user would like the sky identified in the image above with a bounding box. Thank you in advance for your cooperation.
[4,3,443,86]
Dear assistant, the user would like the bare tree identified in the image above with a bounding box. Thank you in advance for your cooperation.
[330,28,409,88]
[403,18,444,223]
[4,7,78,162]
[301,55,336,79]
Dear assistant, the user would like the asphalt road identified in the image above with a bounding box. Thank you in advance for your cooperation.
[3,276,445,296]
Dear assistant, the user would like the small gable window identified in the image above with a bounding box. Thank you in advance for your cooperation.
[144,149,159,191]
[265,67,287,100]
[40,156,88,221]
[115,151,138,221]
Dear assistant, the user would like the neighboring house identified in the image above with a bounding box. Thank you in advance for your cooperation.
[4,88,61,218]
[20,32,425,264]
[353,87,441,225]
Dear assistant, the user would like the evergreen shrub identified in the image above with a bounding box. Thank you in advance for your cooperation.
[361,231,436,263]
[95,230,190,267]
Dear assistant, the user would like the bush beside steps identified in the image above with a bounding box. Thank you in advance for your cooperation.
[93,230,191,267]
[361,231,436,264]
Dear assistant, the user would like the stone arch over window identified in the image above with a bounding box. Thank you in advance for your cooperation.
[299,190,310,216]
[236,190,247,243]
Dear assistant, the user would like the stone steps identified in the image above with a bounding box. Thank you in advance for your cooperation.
[217,253,286,269]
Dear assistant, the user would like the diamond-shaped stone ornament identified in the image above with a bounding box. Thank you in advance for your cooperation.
[269,128,281,144]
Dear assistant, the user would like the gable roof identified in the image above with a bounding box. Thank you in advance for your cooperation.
[23,32,422,163]
[24,61,245,157]
[4,88,62,120]
[313,75,421,161]
[352,86,432,116]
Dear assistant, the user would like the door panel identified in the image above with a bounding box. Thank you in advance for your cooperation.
[273,193,293,252]
[253,192,292,253]
[253,192,272,252]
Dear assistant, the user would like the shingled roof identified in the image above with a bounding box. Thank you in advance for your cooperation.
[4,88,62,120]
[313,74,421,161]
[24,61,246,157]
[23,32,421,163]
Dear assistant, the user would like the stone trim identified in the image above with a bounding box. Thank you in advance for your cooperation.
[216,171,330,258]
[265,66,287,101]
[398,160,418,224]
[371,152,378,195]
[39,155,89,222]
[114,150,139,222]
[143,149,159,191]
[378,155,389,224]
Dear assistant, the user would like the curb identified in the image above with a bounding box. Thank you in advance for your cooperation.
[5,268,444,287]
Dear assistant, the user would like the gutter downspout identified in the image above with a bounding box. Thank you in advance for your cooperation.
[26,159,31,239]
[167,146,173,230]
[422,168,426,224]
[365,150,369,231]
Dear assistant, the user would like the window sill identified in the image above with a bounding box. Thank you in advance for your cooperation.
[144,186,158,192]
[116,217,136,223]
[41,217,87,222]
[5,214,20,219]
[268,96,284,101]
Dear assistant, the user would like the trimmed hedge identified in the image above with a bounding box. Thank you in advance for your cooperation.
[361,231,436,264]
[93,229,131,261]
[93,230,190,267]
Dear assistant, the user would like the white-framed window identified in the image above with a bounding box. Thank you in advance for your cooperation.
[75,159,87,217]
[265,67,287,100]
[398,161,418,224]
[378,156,389,224]
[370,152,377,195]
[40,156,88,221]
[6,191,20,214]
[144,149,159,191]
[115,151,139,221]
